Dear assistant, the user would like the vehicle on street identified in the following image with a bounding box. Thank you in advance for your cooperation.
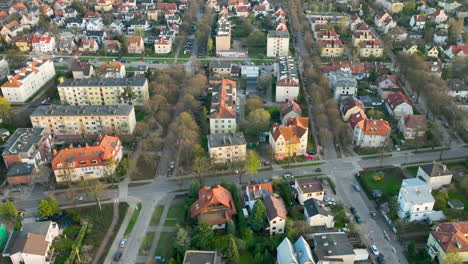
[154,256,166,263]
[395,145,401,151]
[36,215,48,222]
[377,256,386,264]
[370,245,380,256]
[338,227,349,232]
[354,214,362,224]
[282,172,294,179]
[370,211,377,219]
[324,197,335,202]
[113,252,122,262]
[442,122,449,128]
[353,184,361,192]
[119,239,127,248]
[170,161,175,169]
[315,168,322,172]
[350,207,357,215]
[75,196,84,201]
[305,155,314,160]
[308,151,317,155]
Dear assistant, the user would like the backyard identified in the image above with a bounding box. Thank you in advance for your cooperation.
[357,167,405,202]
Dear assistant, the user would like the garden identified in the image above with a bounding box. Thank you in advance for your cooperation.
[356,167,405,203]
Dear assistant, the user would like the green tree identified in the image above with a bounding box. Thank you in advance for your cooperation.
[38,197,61,217]
[193,156,212,184]
[226,234,240,264]
[246,30,266,49]
[0,97,12,124]
[174,224,191,254]
[192,222,215,249]
[250,200,266,232]
[207,38,213,52]
[245,95,263,115]
[133,28,145,37]
[119,86,137,104]
[247,108,271,134]
[0,200,17,223]
[367,109,385,120]
[434,190,449,209]
[388,196,398,218]
[227,220,236,235]
[245,151,261,181]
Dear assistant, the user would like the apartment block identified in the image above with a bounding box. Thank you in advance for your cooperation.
[274,56,299,102]
[1,58,55,103]
[267,31,290,57]
[30,105,136,137]
[207,132,246,164]
[209,79,237,134]
[57,77,148,106]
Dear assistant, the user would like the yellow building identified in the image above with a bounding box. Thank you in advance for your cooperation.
[57,77,149,106]
[147,10,158,21]
[352,31,374,47]
[426,221,468,263]
[404,44,419,55]
[320,40,344,57]
[269,117,309,160]
[359,40,384,58]
[30,105,136,137]
[427,46,439,58]
[95,0,113,11]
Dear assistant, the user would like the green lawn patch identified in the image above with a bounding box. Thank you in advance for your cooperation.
[163,219,177,226]
[357,167,404,202]
[414,147,450,154]
[154,232,175,259]
[124,203,142,236]
[150,205,165,226]
[361,154,392,160]
[295,173,324,179]
[239,251,254,263]
[332,204,349,228]
[138,232,155,256]
[55,66,68,71]
[167,203,186,220]
[281,162,325,169]
[406,166,419,176]
[135,109,146,122]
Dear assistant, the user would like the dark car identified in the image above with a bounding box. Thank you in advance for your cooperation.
[350,207,357,215]
[308,151,317,155]
[377,256,386,264]
[354,214,363,224]
[113,252,122,262]
[35,215,49,222]
[370,211,377,219]
[315,168,322,173]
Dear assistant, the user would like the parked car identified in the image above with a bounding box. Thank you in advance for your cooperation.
[308,151,317,155]
[119,239,127,248]
[354,214,362,224]
[338,227,349,232]
[370,211,377,219]
[353,184,361,192]
[283,172,294,179]
[370,245,379,256]
[154,256,166,263]
[324,197,335,202]
[315,168,322,173]
[305,155,314,160]
[113,252,122,262]
[350,207,357,215]
[169,161,175,169]
[377,256,386,264]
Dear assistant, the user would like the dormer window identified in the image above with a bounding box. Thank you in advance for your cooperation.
[91,160,98,164]
[57,163,63,168]
[68,163,75,167]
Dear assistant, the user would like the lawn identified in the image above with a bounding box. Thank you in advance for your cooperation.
[135,109,146,122]
[154,232,175,259]
[239,251,254,263]
[163,219,177,226]
[124,203,142,236]
[281,162,325,169]
[131,155,158,180]
[150,205,165,226]
[138,232,155,256]
[167,202,186,220]
[332,204,349,228]
[358,168,404,201]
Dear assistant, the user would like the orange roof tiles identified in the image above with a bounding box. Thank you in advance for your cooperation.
[271,117,309,143]
[190,185,237,225]
[356,118,391,136]
[431,221,468,253]
[100,61,124,72]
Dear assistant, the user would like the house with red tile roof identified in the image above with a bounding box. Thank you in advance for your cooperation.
[269,117,309,160]
[276,77,299,102]
[51,136,122,182]
[9,2,28,15]
[32,36,56,53]
[1,20,24,38]
[323,61,372,80]
[126,36,144,54]
[385,92,413,119]
[280,100,302,125]
[353,118,391,147]
[78,39,99,53]
[40,4,53,17]
[340,96,365,121]
[348,112,367,130]
[264,194,287,235]
[209,79,237,134]
[190,185,237,229]
[154,36,172,54]
[445,45,468,59]
[99,61,126,78]
[427,221,468,263]
[398,114,427,139]
[156,3,177,13]
[245,183,274,209]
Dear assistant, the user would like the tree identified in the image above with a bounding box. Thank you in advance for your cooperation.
[367,109,386,120]
[246,30,266,49]
[388,196,398,217]
[226,235,240,264]
[192,222,215,249]
[207,38,213,52]
[245,95,263,115]
[174,224,191,254]
[0,200,17,223]
[193,156,211,184]
[250,200,266,232]
[245,151,261,181]
[0,97,11,124]
[227,220,236,235]
[119,86,137,104]
[247,109,271,135]
[257,74,271,92]
[434,190,449,209]
[133,28,144,37]
[87,181,106,211]
[38,197,61,217]
[461,176,468,196]
[444,252,462,264]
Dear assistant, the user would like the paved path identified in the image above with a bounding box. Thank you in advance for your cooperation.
[92,200,119,264]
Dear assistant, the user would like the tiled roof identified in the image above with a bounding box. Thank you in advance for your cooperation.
[209,105,235,118]
[32,36,53,44]
[2,57,50,88]
[341,96,365,115]
[403,115,426,130]
[156,2,177,10]
[277,76,299,86]
[99,61,124,72]
[419,161,451,178]
[386,91,411,111]
[296,177,323,193]
[431,221,468,253]
[280,100,302,117]
[264,194,287,220]
[349,112,367,129]
[356,119,391,136]
[190,185,237,224]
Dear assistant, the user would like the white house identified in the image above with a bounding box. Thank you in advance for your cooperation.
[409,15,426,29]
[86,18,104,31]
[264,194,287,236]
[276,237,314,264]
[328,71,358,100]
[295,178,324,205]
[353,119,391,148]
[447,79,468,99]
[397,178,435,222]
[417,161,453,190]
[374,12,397,33]
[304,198,335,228]
[385,92,413,119]
[154,37,172,54]
[276,77,300,102]
[31,37,56,53]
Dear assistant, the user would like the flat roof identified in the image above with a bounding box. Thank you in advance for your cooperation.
[2,128,46,156]
[207,132,246,148]
[31,105,134,117]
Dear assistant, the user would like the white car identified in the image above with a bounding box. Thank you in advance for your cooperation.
[119,239,127,248]
[324,197,335,202]
[370,245,379,256]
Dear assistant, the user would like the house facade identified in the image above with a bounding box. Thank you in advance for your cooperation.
[426,221,468,263]
[264,194,287,235]
[276,77,300,102]
[340,96,365,121]
[280,100,302,125]
[269,117,308,160]
[417,161,453,190]
[397,178,435,222]
[99,61,126,78]
[207,132,246,164]
[353,119,391,148]
[295,177,324,205]
[304,198,335,228]
[126,36,145,54]
[267,30,290,57]
[31,37,56,53]
[385,92,413,119]
[398,115,427,139]
[328,71,358,100]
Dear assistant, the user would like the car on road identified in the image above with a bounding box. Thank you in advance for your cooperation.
[170,161,175,169]
[354,214,363,224]
[308,151,317,155]
[442,122,449,128]
[353,184,361,192]
[376,256,386,264]
[282,172,294,179]
[315,168,322,172]
[395,145,401,151]
[113,252,122,262]
[36,215,49,222]
[370,245,379,256]
[338,227,349,232]
[350,207,357,215]
[324,197,335,202]
[154,256,166,263]
[370,211,377,219]
[119,239,127,248]
[305,155,315,160]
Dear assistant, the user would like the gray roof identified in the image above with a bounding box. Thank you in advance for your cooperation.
[277,56,298,80]
[304,198,331,217]
[31,104,134,117]
[207,132,246,148]
[277,238,298,264]
[209,60,232,68]
[312,232,355,260]
[268,30,290,38]
[294,236,314,264]
[183,250,219,264]
[2,128,47,156]
[399,178,434,204]
[328,71,357,88]
[419,161,451,177]
[58,77,147,88]
[21,222,52,236]
[7,163,34,177]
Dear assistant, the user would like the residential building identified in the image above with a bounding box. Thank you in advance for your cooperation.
[0,58,9,80]
[216,16,231,52]
[417,161,453,190]
[1,20,23,38]
[264,194,287,235]
[103,40,121,54]
[6,163,34,185]
[209,79,236,134]
[427,46,439,58]
[397,178,435,221]
[270,117,309,160]
[99,61,126,78]
[352,30,374,47]
[320,39,345,57]
[210,60,232,76]
[340,96,365,121]
[109,20,125,34]
[385,91,413,119]
[426,221,468,263]
[267,31,290,57]
[57,78,148,106]
[398,114,427,140]
[295,177,324,205]
[328,71,358,100]
[30,104,137,137]
[304,198,334,228]
[3,221,59,264]
[1,58,55,103]
[410,15,426,29]
[126,36,145,54]
[445,45,468,59]
[154,37,172,54]
[31,37,56,53]
[311,232,356,264]
[207,132,246,163]
[432,9,448,24]
[353,118,391,148]
[359,39,384,58]
[189,185,237,229]
[348,112,368,130]
[447,79,468,99]
[375,0,404,13]
[280,100,302,125]
[277,237,314,264]
[374,12,397,33]
[434,30,448,44]
[95,0,113,11]
[78,39,99,53]
[244,183,274,209]
[323,61,372,80]
[86,18,104,31]
[11,35,32,52]
[183,251,221,264]
[71,60,95,79]
[57,38,77,54]
[2,128,52,168]
[404,44,420,55]
[52,136,122,182]
[275,56,299,102]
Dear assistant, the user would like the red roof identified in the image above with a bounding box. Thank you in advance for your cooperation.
[280,100,302,117]
[320,39,344,48]
[190,185,237,225]
[448,45,468,56]
[277,77,299,86]
[323,61,372,75]
[271,117,308,143]
[431,221,468,253]
[356,119,391,136]
[386,92,411,111]
[341,96,365,116]
[236,6,249,12]
[264,195,287,220]
[156,3,177,11]
[349,112,367,129]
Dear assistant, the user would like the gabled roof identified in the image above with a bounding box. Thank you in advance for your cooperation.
[264,194,287,221]
[447,45,468,56]
[294,236,314,264]
[356,119,390,136]
[189,185,237,224]
[100,61,124,72]
[277,76,299,86]
[349,112,367,129]
[304,198,331,217]
[431,221,468,253]
[341,96,364,115]
[402,115,426,130]
[277,238,298,264]
[296,177,323,193]
[271,117,308,143]
[280,100,302,117]
[419,161,451,178]
[386,92,411,111]
[209,105,235,119]
[71,60,93,75]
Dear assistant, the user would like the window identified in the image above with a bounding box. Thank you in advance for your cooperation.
[272,227,276,230]
[273,221,276,224]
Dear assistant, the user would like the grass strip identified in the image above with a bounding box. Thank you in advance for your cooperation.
[150,205,164,226]
[361,154,392,160]
[413,147,450,154]
[281,162,325,169]
[294,173,324,179]
[138,232,155,256]
[124,202,142,236]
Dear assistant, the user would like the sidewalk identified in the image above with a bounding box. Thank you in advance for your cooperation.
[102,201,134,264]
